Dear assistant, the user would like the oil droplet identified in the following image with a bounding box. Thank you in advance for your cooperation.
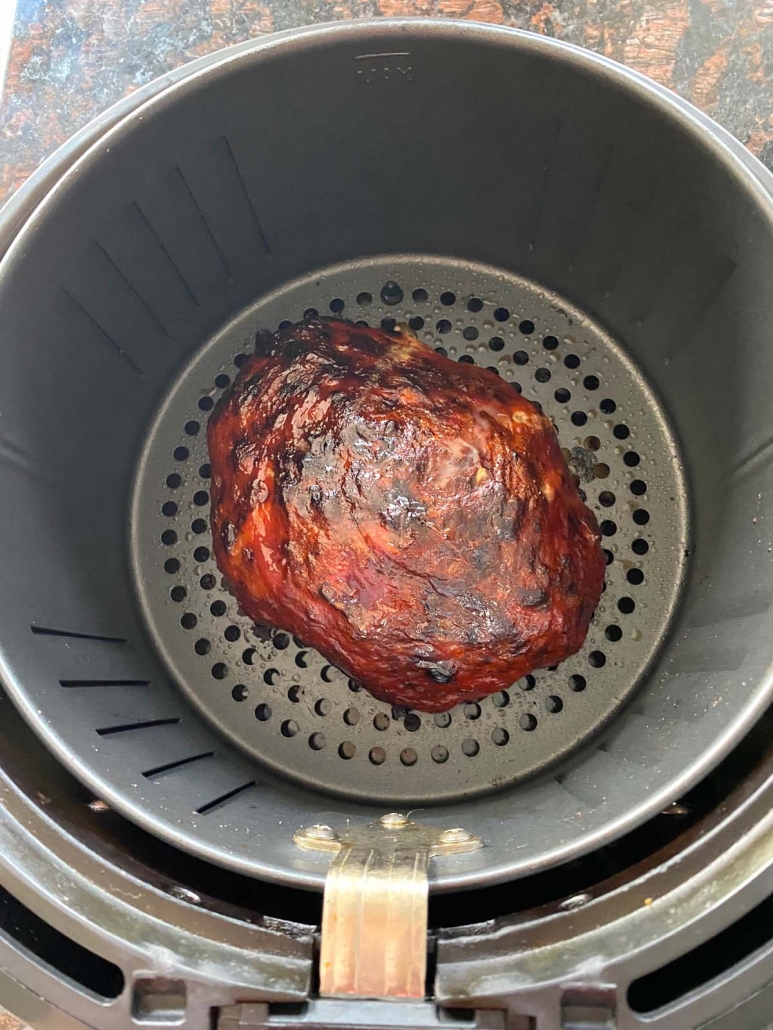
[631,628,643,641]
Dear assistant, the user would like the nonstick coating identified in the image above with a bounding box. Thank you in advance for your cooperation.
[0,21,772,892]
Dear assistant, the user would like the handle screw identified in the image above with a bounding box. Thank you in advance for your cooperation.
[380,812,409,829]
[305,824,338,841]
[440,827,472,844]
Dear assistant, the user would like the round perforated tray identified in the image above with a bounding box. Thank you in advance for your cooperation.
[132,256,688,804]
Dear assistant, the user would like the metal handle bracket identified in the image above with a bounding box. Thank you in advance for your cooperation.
[294,813,482,999]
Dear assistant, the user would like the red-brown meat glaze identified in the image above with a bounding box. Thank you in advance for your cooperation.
[207,318,605,713]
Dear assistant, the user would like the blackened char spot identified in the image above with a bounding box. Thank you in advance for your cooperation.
[518,588,548,608]
[243,373,263,398]
[254,329,275,357]
[417,659,457,683]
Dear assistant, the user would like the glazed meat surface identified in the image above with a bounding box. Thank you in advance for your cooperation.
[208,318,605,712]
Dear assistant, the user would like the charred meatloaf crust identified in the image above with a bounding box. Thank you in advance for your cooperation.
[208,318,605,712]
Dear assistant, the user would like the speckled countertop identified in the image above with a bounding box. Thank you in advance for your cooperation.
[1,0,772,208]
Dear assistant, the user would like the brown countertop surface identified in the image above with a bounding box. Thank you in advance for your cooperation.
[1,0,772,209]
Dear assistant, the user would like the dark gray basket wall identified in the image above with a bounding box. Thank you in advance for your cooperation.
[0,21,772,892]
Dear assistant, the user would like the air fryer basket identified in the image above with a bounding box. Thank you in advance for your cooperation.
[0,21,772,894]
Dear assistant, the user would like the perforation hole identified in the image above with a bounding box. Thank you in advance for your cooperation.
[569,674,586,692]
[338,742,356,760]
[462,738,480,757]
[344,707,361,727]
[545,696,563,713]
[432,745,449,763]
[520,714,537,731]
[370,747,386,765]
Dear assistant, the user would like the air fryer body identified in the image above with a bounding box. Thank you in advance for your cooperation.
[0,21,773,1030]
